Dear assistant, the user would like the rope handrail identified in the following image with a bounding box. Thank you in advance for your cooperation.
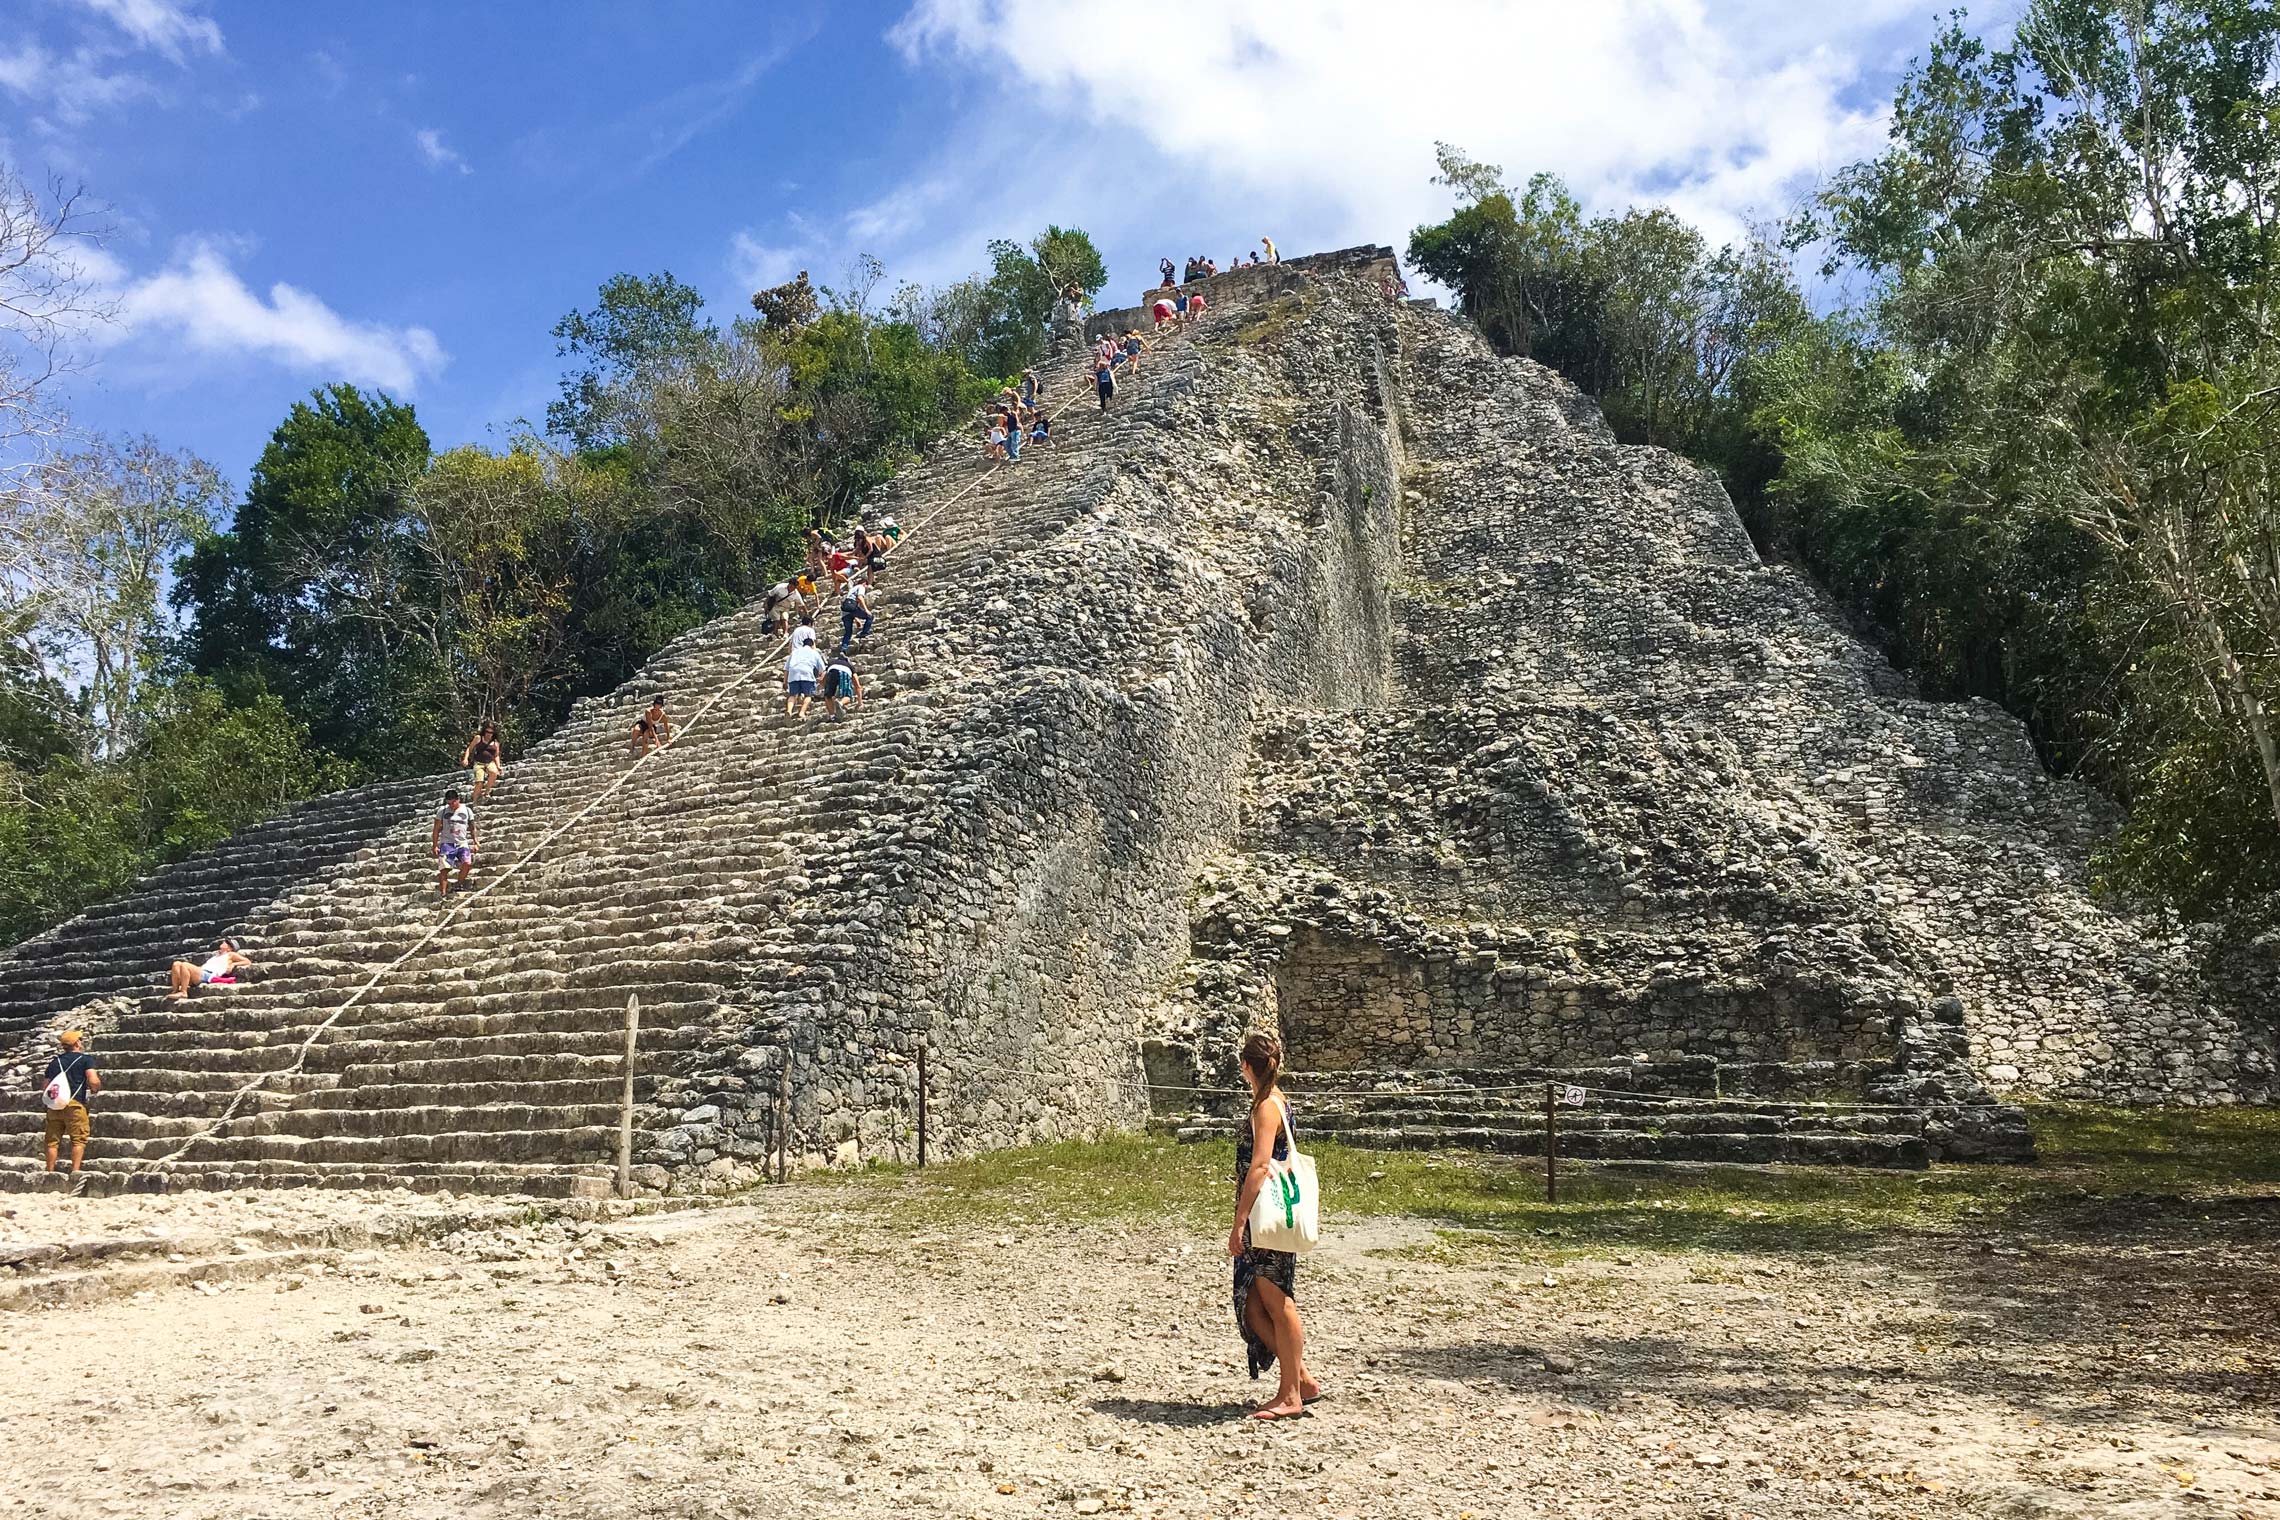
[139,315,1178,1172]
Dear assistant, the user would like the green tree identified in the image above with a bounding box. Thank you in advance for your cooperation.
[1773,0,2280,913]
[547,271,717,448]
[174,384,437,773]
[3,434,226,755]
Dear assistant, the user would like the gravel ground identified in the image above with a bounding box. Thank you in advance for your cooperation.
[0,1183,2274,1519]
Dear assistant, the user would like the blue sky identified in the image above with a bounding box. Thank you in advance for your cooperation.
[4,0,1995,493]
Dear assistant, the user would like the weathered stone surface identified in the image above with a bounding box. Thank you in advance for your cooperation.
[0,247,2265,1193]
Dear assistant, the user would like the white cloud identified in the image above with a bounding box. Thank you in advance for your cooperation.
[70,0,223,63]
[0,41,159,126]
[890,0,1932,249]
[415,127,471,175]
[728,232,812,292]
[105,240,446,394]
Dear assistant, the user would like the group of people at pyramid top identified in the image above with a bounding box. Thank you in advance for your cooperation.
[1171,235,1277,286]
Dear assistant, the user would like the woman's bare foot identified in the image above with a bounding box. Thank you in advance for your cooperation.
[1300,1377,1324,1402]
[1250,1395,1305,1421]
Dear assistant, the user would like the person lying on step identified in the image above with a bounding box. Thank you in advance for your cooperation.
[168,938,250,1001]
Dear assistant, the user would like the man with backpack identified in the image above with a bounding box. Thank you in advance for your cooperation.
[41,1028,100,1177]
[839,576,873,653]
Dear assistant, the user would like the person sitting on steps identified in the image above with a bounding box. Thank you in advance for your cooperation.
[629,695,672,757]
[461,721,504,804]
[1029,409,1051,449]
[431,786,478,899]
[168,938,250,1001]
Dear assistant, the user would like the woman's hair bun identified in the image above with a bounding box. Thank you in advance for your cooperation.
[1239,1029,1283,1085]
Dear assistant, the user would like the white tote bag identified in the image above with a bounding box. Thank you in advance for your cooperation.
[1246,1101,1320,1254]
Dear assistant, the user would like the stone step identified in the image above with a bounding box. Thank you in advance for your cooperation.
[1169,1121,1930,1169]
[0,1156,619,1198]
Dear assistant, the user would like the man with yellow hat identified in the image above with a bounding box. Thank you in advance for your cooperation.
[41,1029,100,1177]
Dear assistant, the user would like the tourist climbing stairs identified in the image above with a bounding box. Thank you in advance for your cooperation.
[0,319,1194,1195]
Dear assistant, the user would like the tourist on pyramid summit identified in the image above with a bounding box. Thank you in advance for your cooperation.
[1159,257,1176,287]
[39,1028,100,1177]
[168,938,250,1001]
[839,576,874,651]
[461,721,504,804]
[1229,1028,1319,1420]
[431,786,478,899]
[821,652,863,720]
[783,640,825,720]
[629,694,672,757]
[1261,235,1278,264]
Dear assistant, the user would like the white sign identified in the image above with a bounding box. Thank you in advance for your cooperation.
[1562,1085,1586,1107]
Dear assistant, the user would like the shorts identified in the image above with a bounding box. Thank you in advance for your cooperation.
[439,842,474,868]
[44,1102,88,1146]
[470,761,499,784]
[788,679,817,697]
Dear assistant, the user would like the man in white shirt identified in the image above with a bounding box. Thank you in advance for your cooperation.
[431,786,479,898]
[784,642,826,720]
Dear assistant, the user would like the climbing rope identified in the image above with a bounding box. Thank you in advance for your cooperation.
[140,317,1186,1172]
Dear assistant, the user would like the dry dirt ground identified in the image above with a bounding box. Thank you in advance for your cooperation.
[0,1176,2275,1520]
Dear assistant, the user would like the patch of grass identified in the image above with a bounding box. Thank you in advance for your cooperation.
[1231,295,1304,348]
[804,1103,2280,1260]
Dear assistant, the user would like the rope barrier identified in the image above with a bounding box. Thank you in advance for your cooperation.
[139,316,1179,1172]
[1089,1071,2011,1111]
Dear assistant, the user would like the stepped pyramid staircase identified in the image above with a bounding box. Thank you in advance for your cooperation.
[0,317,1185,1196]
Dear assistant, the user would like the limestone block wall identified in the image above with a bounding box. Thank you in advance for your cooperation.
[649,272,1414,1180]
[1274,927,1895,1075]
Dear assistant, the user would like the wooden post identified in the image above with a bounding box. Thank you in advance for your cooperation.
[775,1044,793,1184]
[1544,1080,1558,1205]
[916,1044,928,1169]
[615,994,639,1200]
